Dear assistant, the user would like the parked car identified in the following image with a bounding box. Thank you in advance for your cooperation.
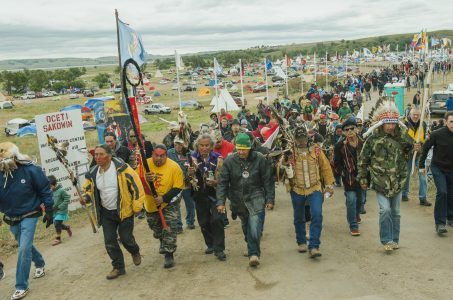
[252,84,267,93]
[271,76,284,82]
[171,84,180,90]
[113,85,122,94]
[5,118,31,136]
[26,91,36,99]
[183,84,196,91]
[0,101,13,109]
[69,93,79,99]
[83,89,94,97]
[429,90,453,115]
[288,72,300,78]
[143,103,171,115]
[273,81,284,87]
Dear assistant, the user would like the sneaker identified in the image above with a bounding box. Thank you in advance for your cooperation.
[297,244,307,253]
[383,244,393,253]
[34,267,45,279]
[309,248,322,258]
[11,289,29,300]
[249,255,260,267]
[215,251,227,261]
[436,224,448,234]
[402,196,409,202]
[350,229,361,236]
[131,252,142,266]
[205,247,214,254]
[390,242,399,250]
[419,200,432,206]
[164,253,175,269]
[66,226,73,237]
[187,224,196,230]
[106,268,125,280]
[51,239,61,246]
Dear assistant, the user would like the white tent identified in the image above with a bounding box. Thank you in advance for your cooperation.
[155,70,163,78]
[273,66,287,79]
[210,89,240,112]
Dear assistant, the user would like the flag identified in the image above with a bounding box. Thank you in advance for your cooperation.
[363,48,372,56]
[431,37,440,48]
[411,33,421,48]
[266,59,273,71]
[213,58,223,75]
[441,38,452,47]
[240,60,245,77]
[371,47,378,54]
[118,19,146,66]
[421,30,428,50]
[175,51,184,70]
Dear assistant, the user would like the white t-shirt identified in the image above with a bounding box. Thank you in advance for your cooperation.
[96,162,118,210]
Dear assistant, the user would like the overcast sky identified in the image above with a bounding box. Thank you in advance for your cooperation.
[0,0,451,60]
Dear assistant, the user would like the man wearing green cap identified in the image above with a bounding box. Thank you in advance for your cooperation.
[217,133,275,267]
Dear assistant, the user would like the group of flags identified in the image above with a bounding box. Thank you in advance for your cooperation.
[410,29,452,51]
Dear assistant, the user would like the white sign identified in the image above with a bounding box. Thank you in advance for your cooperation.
[35,110,89,211]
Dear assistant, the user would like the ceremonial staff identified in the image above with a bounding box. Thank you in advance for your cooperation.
[121,58,170,232]
[46,135,97,233]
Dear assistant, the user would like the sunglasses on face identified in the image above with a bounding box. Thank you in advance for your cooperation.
[344,127,356,132]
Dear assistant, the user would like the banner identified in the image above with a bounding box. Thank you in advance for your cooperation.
[118,19,146,66]
[35,110,89,210]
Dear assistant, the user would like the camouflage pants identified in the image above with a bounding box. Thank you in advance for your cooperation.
[147,202,179,253]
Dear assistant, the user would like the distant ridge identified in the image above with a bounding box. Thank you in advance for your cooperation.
[1,29,451,71]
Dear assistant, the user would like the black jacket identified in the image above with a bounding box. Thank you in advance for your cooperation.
[217,151,275,216]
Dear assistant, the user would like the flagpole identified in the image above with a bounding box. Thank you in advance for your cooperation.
[175,50,182,111]
[314,52,317,85]
[264,58,269,105]
[239,59,245,106]
[325,51,328,90]
[115,9,122,75]
[214,58,220,123]
[285,55,289,98]
[345,51,348,78]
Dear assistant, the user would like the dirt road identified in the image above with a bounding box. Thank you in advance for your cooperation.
[1,183,453,300]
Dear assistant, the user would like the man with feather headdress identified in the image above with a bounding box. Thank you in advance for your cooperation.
[358,98,417,253]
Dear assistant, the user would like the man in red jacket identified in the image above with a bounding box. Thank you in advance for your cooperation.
[213,130,235,159]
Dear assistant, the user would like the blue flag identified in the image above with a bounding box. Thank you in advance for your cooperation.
[213,58,223,75]
[266,59,273,71]
[118,19,146,66]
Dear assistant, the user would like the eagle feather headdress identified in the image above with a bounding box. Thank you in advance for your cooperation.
[363,97,406,138]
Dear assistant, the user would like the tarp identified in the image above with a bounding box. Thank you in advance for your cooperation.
[198,88,211,96]
[211,89,240,112]
[84,96,115,109]
[60,104,83,112]
[7,118,29,125]
[181,100,201,108]
[154,91,161,96]
[17,124,37,137]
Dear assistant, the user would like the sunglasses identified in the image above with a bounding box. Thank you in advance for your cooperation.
[344,127,356,132]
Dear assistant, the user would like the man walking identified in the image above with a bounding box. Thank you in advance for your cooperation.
[144,145,185,268]
[358,100,414,253]
[402,108,431,206]
[0,142,53,300]
[419,111,453,234]
[334,117,364,236]
[82,144,145,279]
[217,133,275,266]
[188,133,226,261]
[280,127,334,258]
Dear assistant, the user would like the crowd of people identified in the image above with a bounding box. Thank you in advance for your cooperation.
[1,63,453,300]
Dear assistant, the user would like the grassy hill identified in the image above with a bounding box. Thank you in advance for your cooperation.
[0,29,451,71]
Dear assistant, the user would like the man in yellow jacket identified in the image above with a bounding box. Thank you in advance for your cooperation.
[82,144,145,280]
[144,144,184,269]
[280,126,334,258]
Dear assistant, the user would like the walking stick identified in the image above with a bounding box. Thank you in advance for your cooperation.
[411,62,433,175]
[122,59,170,232]
[47,135,97,233]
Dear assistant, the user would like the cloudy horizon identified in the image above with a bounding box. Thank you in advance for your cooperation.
[0,0,451,60]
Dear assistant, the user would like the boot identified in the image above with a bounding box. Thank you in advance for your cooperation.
[164,252,174,269]
[106,268,125,280]
[159,239,164,254]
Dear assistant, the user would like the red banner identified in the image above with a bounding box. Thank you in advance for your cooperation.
[129,96,141,138]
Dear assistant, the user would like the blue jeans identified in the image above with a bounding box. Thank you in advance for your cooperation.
[177,189,196,228]
[431,164,453,225]
[290,191,323,249]
[258,210,266,234]
[402,159,427,201]
[361,189,367,206]
[239,212,262,257]
[376,192,401,245]
[9,217,45,290]
[345,190,362,230]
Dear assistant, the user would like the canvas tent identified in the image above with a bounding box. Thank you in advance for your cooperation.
[198,88,211,96]
[210,89,240,112]
[155,70,163,78]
